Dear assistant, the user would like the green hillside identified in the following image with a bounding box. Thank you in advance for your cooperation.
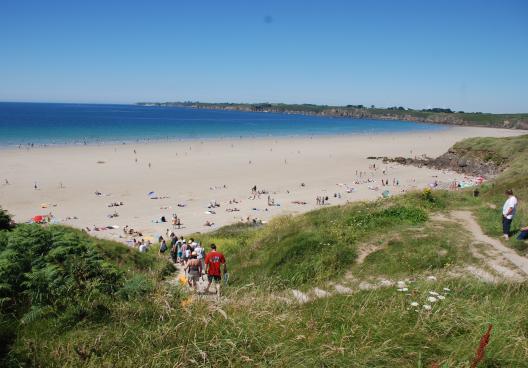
[1,135,527,367]
[138,101,528,130]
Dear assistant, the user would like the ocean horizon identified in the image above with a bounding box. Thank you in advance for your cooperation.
[0,102,447,147]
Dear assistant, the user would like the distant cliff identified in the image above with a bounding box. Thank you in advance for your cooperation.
[136,102,528,130]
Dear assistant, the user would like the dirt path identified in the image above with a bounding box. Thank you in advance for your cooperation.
[449,211,528,276]
[169,262,223,302]
[171,210,528,305]
[281,210,528,304]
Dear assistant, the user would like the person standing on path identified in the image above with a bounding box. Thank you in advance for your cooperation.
[502,189,518,240]
[204,244,226,295]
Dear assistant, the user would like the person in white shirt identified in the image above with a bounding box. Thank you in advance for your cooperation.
[502,189,518,239]
[195,243,205,271]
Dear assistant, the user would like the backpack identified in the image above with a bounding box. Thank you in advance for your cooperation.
[160,242,167,253]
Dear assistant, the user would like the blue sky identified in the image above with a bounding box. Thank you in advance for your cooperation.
[0,0,527,112]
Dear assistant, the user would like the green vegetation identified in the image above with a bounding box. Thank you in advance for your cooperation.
[456,135,528,252]
[1,135,528,367]
[138,101,528,129]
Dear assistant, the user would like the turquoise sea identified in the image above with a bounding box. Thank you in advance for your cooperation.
[0,102,446,146]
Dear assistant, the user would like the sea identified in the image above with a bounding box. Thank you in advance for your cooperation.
[0,102,446,146]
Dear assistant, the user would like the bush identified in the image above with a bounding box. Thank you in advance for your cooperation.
[422,187,435,203]
[0,225,124,318]
[117,275,155,300]
[0,208,13,231]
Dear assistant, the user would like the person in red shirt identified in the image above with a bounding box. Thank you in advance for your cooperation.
[204,243,226,295]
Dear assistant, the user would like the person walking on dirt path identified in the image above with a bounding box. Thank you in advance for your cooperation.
[204,243,226,295]
[186,252,202,291]
[502,189,518,240]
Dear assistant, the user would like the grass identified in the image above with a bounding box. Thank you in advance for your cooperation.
[2,134,528,367]
[7,280,528,367]
[351,221,475,280]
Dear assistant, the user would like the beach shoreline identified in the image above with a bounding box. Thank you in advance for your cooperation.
[0,119,448,151]
[0,126,525,243]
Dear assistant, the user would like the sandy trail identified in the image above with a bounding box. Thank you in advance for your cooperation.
[449,211,528,276]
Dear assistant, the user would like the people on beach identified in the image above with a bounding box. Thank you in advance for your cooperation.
[502,189,518,240]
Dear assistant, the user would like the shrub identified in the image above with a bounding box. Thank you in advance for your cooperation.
[422,187,435,203]
[0,208,13,231]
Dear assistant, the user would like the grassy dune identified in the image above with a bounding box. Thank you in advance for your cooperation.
[1,135,527,367]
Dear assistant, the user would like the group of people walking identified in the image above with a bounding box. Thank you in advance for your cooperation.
[160,234,227,294]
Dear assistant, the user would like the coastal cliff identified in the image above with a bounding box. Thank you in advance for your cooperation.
[137,102,528,130]
[383,134,528,177]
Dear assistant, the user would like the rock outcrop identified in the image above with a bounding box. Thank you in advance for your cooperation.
[383,148,505,177]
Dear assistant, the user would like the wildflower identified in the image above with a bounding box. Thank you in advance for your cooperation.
[423,304,432,311]
[427,296,438,303]
[427,276,437,281]
[178,274,188,286]
[443,287,450,292]
[438,295,445,300]
[181,297,193,309]
[470,324,493,368]
[428,291,439,296]
[410,302,419,307]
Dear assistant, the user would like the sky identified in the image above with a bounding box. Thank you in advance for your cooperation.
[0,0,527,113]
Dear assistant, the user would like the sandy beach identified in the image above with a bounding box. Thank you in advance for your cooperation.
[0,126,523,243]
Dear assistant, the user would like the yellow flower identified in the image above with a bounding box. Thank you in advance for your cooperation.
[178,275,188,286]
[181,297,193,309]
